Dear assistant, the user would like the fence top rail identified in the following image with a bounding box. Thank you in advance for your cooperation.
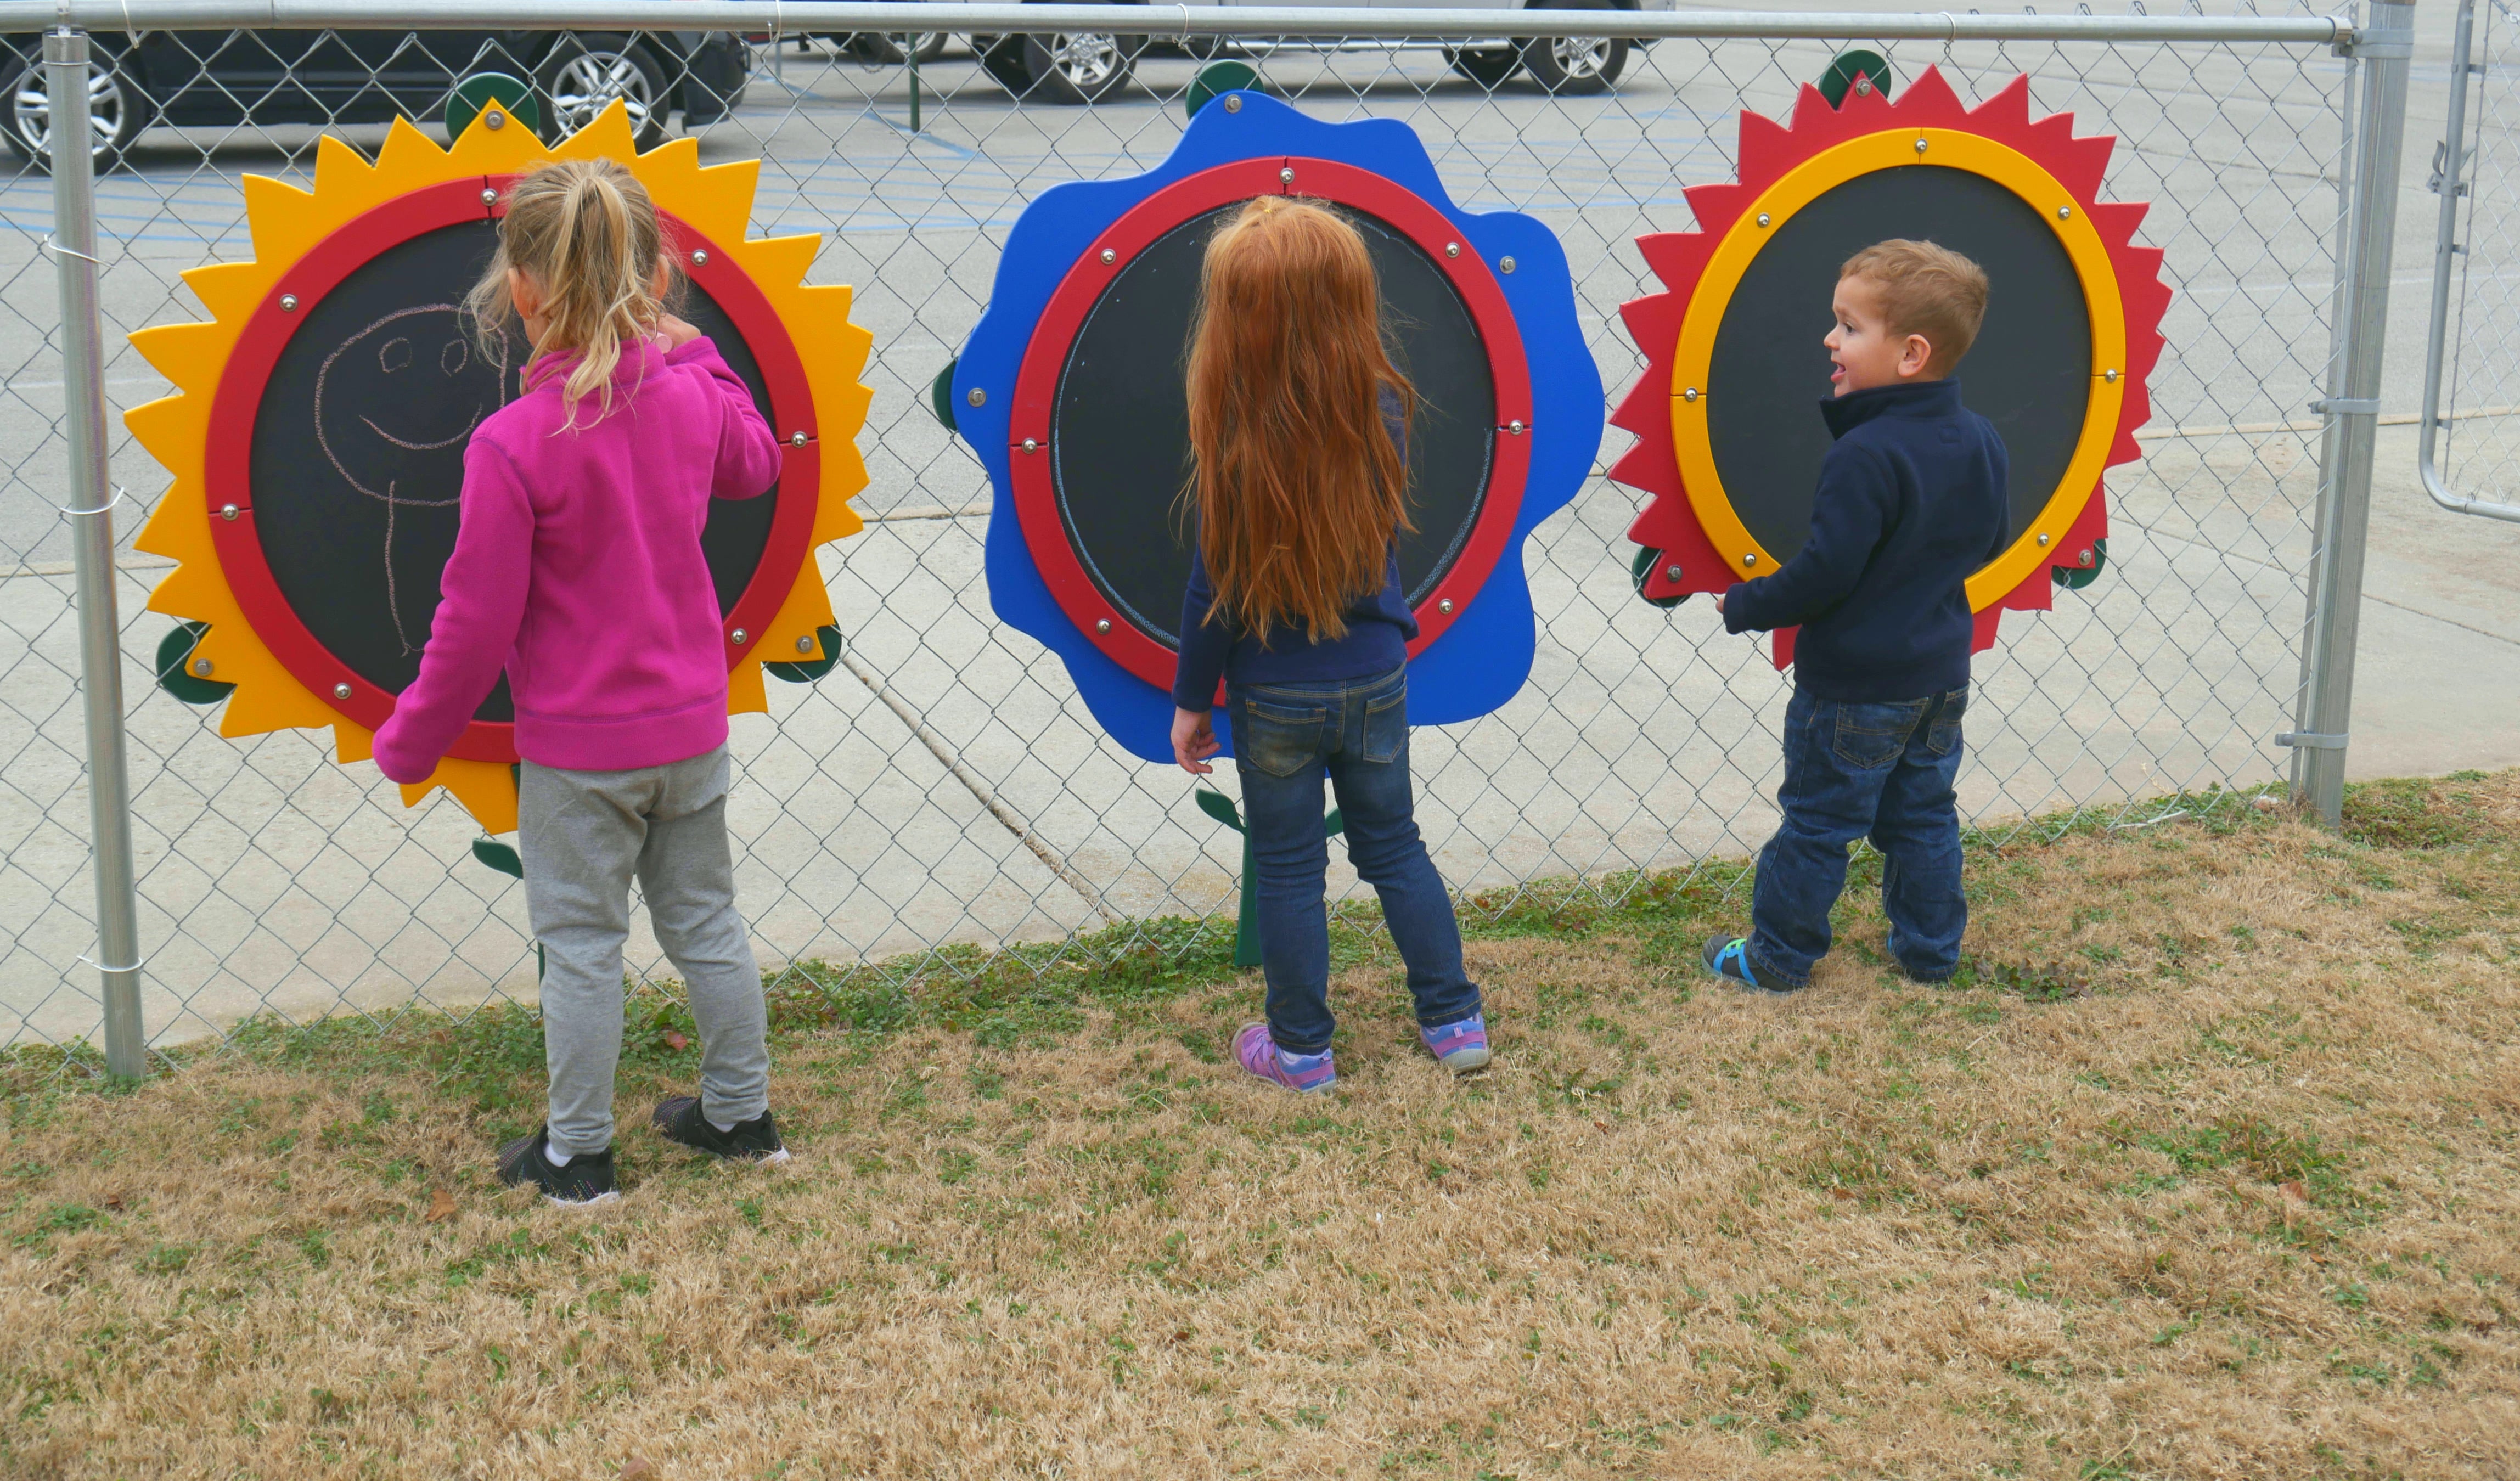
[3,2,2348,46]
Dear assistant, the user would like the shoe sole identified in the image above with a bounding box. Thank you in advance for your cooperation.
[1433,1047,1493,1073]
[544,1188,623,1208]
[660,1138,792,1165]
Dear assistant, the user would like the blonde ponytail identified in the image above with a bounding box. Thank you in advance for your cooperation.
[464,157,673,429]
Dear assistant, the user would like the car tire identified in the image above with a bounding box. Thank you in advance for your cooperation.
[849,32,950,64]
[536,35,673,147]
[980,3,1141,104]
[2,49,144,173]
[1518,3,1629,95]
[1444,46,1524,90]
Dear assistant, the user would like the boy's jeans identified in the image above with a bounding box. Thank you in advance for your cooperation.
[1748,686,1971,989]
[518,745,769,1157]
[1227,665,1482,1056]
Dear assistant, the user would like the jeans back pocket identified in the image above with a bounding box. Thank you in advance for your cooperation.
[1237,699,1329,778]
[1925,686,1968,758]
[1361,682,1408,764]
[1831,697,1929,769]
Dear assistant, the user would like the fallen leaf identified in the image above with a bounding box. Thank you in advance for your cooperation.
[662,1030,689,1052]
[2279,1180,2310,1212]
[424,1187,458,1225]
[1592,1119,1611,1134]
[102,1191,124,1210]
[1831,1187,1856,1202]
[619,1459,655,1480]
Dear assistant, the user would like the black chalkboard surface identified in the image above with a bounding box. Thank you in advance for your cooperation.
[1706,165,2090,564]
[1048,201,1497,647]
[247,219,779,722]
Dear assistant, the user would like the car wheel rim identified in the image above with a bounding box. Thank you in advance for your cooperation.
[15,61,122,157]
[551,52,655,134]
[1551,37,1612,78]
[1049,32,1120,88]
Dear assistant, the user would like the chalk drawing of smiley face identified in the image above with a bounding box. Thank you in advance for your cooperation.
[312,305,518,654]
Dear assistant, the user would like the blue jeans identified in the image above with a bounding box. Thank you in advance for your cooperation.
[1748,686,1970,988]
[1228,664,1482,1055]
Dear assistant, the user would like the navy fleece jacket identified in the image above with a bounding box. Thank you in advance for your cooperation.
[1720,377,2010,703]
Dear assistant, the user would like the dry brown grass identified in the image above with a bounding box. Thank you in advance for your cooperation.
[4,774,2517,1479]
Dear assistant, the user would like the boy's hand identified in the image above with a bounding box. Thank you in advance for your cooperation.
[655,314,704,350]
[1713,592,1725,614]
[1172,707,1221,774]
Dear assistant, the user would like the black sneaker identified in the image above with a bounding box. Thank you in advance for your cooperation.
[495,1127,620,1206]
[652,1097,790,1163]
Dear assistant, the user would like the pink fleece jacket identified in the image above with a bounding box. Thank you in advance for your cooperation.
[372,336,781,782]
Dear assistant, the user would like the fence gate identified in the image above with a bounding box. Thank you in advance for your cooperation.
[2422,0,2520,522]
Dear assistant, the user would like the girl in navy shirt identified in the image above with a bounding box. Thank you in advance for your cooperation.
[1168,197,1489,1094]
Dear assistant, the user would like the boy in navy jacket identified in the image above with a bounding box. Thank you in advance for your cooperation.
[1705,239,2010,994]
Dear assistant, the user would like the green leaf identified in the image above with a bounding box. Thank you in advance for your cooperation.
[1194,790,1244,832]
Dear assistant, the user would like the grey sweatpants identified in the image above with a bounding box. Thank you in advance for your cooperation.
[518,745,769,1156]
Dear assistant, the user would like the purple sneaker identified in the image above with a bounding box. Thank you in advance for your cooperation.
[1234,1023,1336,1094]
[1420,1014,1492,1074]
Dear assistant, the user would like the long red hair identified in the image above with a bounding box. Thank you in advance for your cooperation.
[1185,197,1416,646]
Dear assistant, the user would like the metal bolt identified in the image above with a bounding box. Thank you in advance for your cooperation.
[2037,532,2050,546]
[1280,166,1294,184]
[1664,564,1683,582]
[1023,437,1039,454]
[692,249,708,266]
[191,658,213,678]
[1095,618,1112,634]
[1223,94,1241,113]
[1508,419,1525,436]
[2056,205,2073,221]
[2103,368,2120,383]
[731,628,749,645]
[1100,248,1116,264]
[790,430,808,447]
[1682,387,1699,403]
[218,503,238,521]
[481,187,498,206]
[1445,241,1460,258]
[794,635,814,654]
[1742,553,1758,567]
[1853,73,1874,97]
[279,294,299,312]
[1499,256,1516,274]
[1756,212,1771,228]
[485,109,505,131]
[1438,598,1455,615]
[2079,549,2094,567]
[332,682,352,700]
[967,387,986,408]
[1914,137,1928,154]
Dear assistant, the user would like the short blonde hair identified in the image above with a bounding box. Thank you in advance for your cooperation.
[1840,239,1989,375]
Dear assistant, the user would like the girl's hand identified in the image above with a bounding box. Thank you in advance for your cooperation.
[656,314,704,350]
[1172,707,1221,775]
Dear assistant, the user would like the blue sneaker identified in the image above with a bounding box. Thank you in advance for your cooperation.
[1703,935,1802,997]
[1420,1013,1493,1074]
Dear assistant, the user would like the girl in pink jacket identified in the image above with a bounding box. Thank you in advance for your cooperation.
[373,158,786,1205]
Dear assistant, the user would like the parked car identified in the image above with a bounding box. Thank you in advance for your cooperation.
[972,0,1668,104]
[0,28,752,170]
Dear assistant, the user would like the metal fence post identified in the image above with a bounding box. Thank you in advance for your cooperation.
[2288,0,2416,827]
[47,24,147,1077]
[2416,0,2520,523]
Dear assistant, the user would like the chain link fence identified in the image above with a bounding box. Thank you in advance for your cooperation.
[1,2,2374,1064]
[2422,0,2520,522]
